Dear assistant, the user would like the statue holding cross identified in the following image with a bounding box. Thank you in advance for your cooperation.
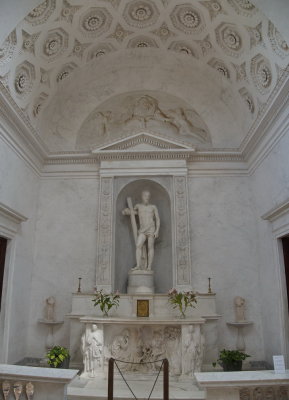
[122,191,160,271]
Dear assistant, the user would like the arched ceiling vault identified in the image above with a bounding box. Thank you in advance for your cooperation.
[0,0,288,153]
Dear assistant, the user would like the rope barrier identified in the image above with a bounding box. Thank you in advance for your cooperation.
[112,358,166,400]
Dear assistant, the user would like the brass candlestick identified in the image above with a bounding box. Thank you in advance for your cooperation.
[208,277,212,294]
[77,277,82,293]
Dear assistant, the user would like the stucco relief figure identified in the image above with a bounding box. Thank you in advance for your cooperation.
[81,324,102,377]
[122,191,160,271]
[111,329,130,362]
[234,296,246,322]
[182,325,196,375]
[164,327,181,376]
[45,296,55,321]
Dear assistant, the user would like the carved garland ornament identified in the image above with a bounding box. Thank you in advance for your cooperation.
[96,178,113,285]
[170,4,204,35]
[123,0,160,28]
[174,176,191,286]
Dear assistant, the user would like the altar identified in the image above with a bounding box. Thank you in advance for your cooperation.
[80,316,205,377]
[67,291,220,376]
[65,132,221,381]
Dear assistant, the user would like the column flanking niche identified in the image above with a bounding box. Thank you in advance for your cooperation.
[93,132,194,293]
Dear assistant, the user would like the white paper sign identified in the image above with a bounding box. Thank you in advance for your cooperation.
[273,355,286,374]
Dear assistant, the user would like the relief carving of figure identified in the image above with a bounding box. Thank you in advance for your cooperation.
[81,324,102,377]
[111,329,130,361]
[234,296,246,322]
[122,191,160,271]
[182,325,196,375]
[164,327,181,376]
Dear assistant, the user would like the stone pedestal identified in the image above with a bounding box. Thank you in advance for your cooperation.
[127,270,154,294]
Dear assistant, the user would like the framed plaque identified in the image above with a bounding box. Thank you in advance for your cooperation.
[137,300,149,317]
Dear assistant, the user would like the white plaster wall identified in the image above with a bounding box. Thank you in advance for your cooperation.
[0,135,39,363]
[26,177,99,356]
[188,176,265,361]
[251,128,289,365]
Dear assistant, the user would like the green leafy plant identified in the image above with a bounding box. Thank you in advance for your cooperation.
[168,288,197,318]
[213,349,250,369]
[46,346,70,368]
[92,288,120,317]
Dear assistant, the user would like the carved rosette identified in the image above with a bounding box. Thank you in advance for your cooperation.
[239,87,255,114]
[79,7,113,38]
[168,41,198,57]
[123,0,160,29]
[96,177,113,286]
[215,22,243,57]
[174,176,191,286]
[170,4,205,35]
[250,54,272,95]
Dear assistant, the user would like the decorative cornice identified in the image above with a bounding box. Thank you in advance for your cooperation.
[0,202,28,224]
[262,199,289,222]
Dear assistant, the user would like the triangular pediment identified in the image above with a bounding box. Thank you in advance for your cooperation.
[91,132,195,153]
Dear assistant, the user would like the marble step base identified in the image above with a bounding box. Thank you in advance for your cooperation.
[68,376,206,400]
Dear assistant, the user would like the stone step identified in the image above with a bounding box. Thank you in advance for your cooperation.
[67,376,206,400]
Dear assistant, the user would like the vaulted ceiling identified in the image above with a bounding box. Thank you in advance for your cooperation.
[0,0,288,153]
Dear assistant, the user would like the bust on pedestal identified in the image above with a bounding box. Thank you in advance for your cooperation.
[122,190,160,294]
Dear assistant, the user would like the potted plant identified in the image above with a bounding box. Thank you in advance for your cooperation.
[46,346,70,369]
[168,288,197,318]
[92,288,120,317]
[213,349,250,371]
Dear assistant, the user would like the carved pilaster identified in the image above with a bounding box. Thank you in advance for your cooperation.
[173,176,191,287]
[96,177,113,288]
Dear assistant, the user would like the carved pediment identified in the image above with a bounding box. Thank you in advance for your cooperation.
[92,132,196,155]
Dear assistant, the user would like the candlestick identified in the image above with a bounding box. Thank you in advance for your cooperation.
[77,277,82,293]
[208,277,212,294]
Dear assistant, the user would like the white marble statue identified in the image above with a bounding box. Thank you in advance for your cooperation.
[45,296,55,321]
[234,296,246,322]
[81,324,102,377]
[122,190,160,271]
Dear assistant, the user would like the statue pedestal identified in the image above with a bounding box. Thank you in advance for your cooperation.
[127,269,154,294]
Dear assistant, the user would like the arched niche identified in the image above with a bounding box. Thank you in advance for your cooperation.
[114,179,172,294]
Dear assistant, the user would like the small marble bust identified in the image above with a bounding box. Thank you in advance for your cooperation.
[45,296,56,321]
[234,296,246,322]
